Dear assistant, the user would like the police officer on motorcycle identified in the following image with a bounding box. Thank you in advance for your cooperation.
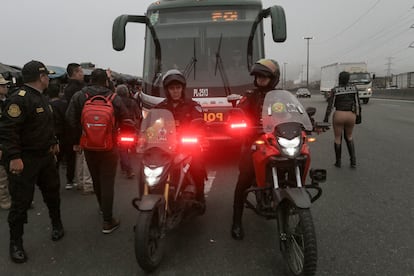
[155,69,207,213]
[231,59,280,240]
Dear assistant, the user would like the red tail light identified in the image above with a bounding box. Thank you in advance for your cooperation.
[230,122,247,129]
[118,135,136,144]
[181,137,199,144]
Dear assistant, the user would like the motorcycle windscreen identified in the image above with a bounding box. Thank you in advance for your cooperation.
[139,108,177,153]
[261,90,313,133]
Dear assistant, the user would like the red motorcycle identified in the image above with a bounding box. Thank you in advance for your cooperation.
[228,90,329,276]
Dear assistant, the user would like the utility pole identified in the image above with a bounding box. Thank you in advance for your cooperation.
[303,37,313,88]
[385,57,394,87]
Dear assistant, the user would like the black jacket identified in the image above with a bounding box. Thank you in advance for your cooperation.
[237,88,271,127]
[49,97,68,143]
[0,85,58,160]
[120,96,142,127]
[155,98,203,129]
[64,79,85,103]
[65,85,130,145]
[324,85,360,122]
[0,97,7,164]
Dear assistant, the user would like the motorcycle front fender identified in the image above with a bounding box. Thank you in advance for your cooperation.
[138,194,165,211]
[273,187,311,208]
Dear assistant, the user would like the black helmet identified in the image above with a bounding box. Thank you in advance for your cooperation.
[162,69,186,89]
[250,59,280,89]
[162,69,186,100]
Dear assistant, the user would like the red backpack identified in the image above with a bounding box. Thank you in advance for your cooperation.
[80,93,116,151]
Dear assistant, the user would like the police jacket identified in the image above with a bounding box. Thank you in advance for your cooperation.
[0,98,7,165]
[64,79,85,103]
[0,85,58,161]
[324,85,360,122]
[65,85,130,146]
[155,98,204,130]
[237,87,276,146]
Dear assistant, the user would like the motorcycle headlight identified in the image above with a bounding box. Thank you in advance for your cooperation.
[277,136,301,157]
[144,166,164,186]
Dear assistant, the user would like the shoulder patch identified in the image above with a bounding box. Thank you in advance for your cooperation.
[18,90,26,96]
[7,104,22,117]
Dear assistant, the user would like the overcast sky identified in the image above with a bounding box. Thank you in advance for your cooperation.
[1,0,413,81]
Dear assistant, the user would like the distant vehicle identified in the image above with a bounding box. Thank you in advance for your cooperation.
[296,87,311,98]
[111,0,287,142]
[320,62,374,104]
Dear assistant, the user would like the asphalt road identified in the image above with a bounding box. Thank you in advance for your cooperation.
[0,95,413,276]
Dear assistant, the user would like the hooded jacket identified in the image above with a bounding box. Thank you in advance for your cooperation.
[65,85,130,146]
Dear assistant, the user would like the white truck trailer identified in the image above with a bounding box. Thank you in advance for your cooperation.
[320,62,374,104]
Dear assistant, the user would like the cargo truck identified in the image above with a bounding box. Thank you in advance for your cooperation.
[320,62,374,104]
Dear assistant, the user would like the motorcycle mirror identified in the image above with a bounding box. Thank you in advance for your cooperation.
[227,94,242,107]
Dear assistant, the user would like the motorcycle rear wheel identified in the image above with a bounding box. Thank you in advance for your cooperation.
[278,203,317,276]
[135,209,165,272]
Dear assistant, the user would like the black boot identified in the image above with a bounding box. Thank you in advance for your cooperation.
[346,139,356,168]
[10,239,27,263]
[195,190,206,215]
[334,143,341,168]
[194,176,206,215]
[51,220,65,241]
[231,206,244,240]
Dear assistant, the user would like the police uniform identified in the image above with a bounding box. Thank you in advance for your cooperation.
[0,83,63,261]
[155,98,207,204]
[324,85,360,121]
[233,87,272,217]
[323,76,360,168]
[155,98,204,127]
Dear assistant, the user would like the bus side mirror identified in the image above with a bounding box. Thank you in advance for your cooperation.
[112,15,147,51]
[270,6,287,43]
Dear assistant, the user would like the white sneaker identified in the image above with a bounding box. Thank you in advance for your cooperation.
[65,183,74,190]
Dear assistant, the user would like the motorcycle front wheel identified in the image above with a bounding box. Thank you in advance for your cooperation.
[135,209,165,272]
[278,202,317,276]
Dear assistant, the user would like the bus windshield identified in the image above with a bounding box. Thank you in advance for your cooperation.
[143,5,264,98]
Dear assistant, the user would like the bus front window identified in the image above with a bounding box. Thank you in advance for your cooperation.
[143,6,264,97]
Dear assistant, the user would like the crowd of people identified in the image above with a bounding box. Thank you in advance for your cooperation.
[0,61,143,263]
[0,58,361,264]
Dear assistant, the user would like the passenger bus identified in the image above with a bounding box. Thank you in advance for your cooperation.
[112,0,286,141]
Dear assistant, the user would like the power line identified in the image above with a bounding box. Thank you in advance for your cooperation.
[317,0,382,44]
[325,13,413,60]
[343,26,412,59]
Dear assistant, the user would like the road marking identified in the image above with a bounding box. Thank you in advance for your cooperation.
[204,171,216,195]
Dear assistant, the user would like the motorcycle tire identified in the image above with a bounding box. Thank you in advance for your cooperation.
[278,203,317,276]
[135,209,165,272]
